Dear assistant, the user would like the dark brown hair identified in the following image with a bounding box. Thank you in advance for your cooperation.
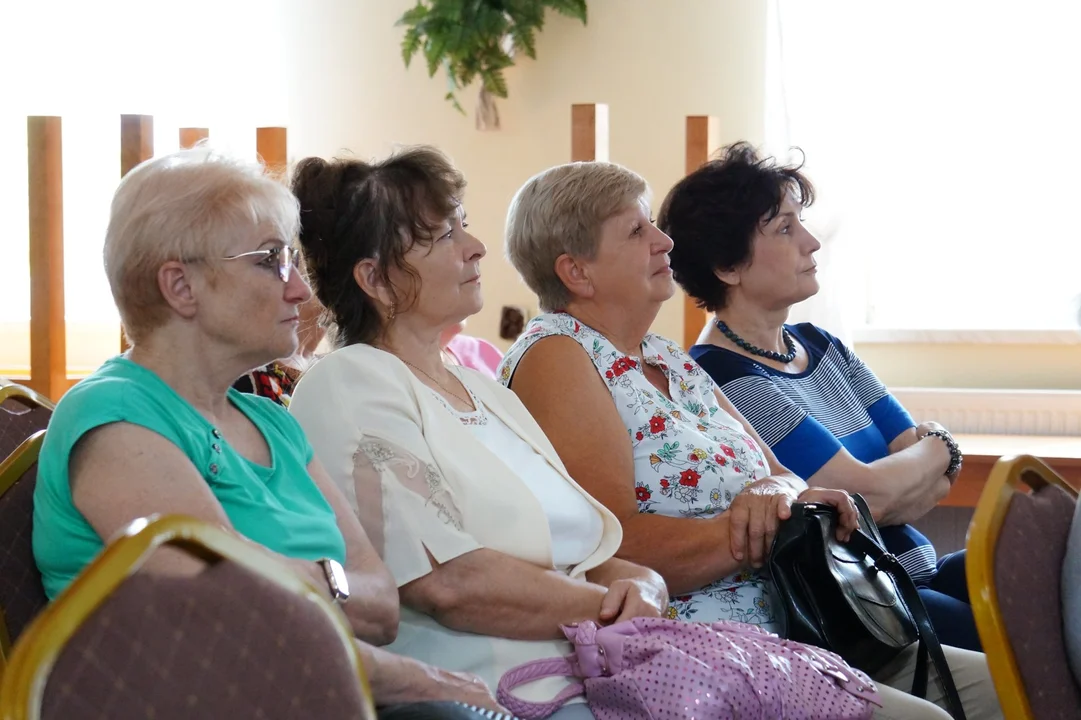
[658,142,815,311]
[291,146,466,346]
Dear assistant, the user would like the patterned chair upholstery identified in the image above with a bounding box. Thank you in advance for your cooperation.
[993,482,1081,720]
[0,432,47,656]
[1,516,377,720]
[0,389,52,464]
[968,454,1081,720]
[40,561,371,719]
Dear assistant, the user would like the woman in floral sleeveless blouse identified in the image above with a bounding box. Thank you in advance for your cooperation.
[497,161,1004,720]
[497,162,857,630]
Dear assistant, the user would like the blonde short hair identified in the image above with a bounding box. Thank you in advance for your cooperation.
[504,162,649,311]
[103,149,298,345]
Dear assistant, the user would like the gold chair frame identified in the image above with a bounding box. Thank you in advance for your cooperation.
[0,385,56,412]
[0,514,376,720]
[966,453,1079,720]
[0,430,45,673]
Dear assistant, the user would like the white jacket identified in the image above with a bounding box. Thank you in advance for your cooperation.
[289,343,622,701]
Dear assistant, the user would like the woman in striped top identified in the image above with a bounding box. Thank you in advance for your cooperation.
[658,142,978,652]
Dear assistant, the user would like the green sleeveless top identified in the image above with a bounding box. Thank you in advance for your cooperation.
[33,356,346,599]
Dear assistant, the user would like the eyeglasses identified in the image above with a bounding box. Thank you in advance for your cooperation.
[220,246,302,282]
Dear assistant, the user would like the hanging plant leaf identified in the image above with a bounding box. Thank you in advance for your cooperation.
[397,0,588,129]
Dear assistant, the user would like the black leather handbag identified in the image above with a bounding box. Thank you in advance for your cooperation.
[767,494,967,720]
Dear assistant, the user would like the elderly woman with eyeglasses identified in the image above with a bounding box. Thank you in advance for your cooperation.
[31,149,507,714]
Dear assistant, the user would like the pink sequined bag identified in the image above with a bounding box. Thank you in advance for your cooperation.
[497,618,881,720]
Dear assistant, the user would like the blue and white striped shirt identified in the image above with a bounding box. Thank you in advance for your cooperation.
[691,323,937,583]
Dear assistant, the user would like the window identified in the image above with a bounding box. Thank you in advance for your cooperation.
[0,0,289,376]
[766,0,1081,333]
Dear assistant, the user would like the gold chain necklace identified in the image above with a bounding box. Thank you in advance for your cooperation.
[400,358,474,408]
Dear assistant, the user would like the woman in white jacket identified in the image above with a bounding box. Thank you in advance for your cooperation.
[287,146,668,719]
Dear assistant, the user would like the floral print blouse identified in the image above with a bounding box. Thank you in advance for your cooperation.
[499,312,780,633]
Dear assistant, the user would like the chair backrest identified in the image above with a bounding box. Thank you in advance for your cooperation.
[967,454,1081,720]
[0,515,377,720]
[0,431,47,664]
[0,384,52,465]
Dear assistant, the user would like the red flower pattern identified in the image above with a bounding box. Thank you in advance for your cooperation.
[721,445,736,459]
[609,356,639,377]
[635,431,644,441]
[649,415,667,434]
[635,486,651,502]
[679,469,700,487]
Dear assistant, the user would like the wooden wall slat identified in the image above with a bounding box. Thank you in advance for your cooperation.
[681,116,722,350]
[179,127,209,149]
[120,114,154,177]
[256,127,287,180]
[27,116,66,402]
[571,104,609,162]
[120,115,154,351]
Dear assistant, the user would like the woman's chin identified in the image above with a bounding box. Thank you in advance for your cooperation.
[652,274,678,302]
[799,276,821,301]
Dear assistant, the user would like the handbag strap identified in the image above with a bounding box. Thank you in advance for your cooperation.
[846,530,967,720]
[496,657,585,719]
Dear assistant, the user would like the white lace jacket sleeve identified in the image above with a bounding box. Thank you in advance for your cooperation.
[289,347,482,587]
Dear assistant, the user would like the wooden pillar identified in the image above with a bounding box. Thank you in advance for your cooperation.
[179,127,209,149]
[570,104,609,162]
[256,127,287,179]
[120,114,154,177]
[681,116,722,349]
[27,117,66,402]
[120,115,154,351]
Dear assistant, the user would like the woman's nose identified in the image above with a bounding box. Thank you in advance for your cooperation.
[656,228,675,253]
[466,232,487,261]
[285,269,313,304]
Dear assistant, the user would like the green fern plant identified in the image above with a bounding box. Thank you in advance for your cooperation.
[398,0,588,128]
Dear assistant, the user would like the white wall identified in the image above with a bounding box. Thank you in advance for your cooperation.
[281,0,767,346]
[1,0,766,375]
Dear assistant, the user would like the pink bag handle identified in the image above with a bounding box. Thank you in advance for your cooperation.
[496,657,586,719]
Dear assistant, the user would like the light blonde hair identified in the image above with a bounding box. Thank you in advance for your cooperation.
[504,161,649,311]
[103,148,298,345]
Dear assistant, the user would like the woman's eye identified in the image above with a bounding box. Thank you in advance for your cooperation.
[440,228,454,240]
[461,222,469,230]
[258,254,278,268]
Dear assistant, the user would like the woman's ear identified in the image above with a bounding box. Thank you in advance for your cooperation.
[352,259,395,310]
[157,261,198,319]
[714,265,741,287]
[553,253,594,301]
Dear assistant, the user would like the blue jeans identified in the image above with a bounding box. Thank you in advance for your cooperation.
[916,551,982,651]
[880,525,981,652]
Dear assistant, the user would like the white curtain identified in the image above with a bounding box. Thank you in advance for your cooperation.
[763,0,1081,338]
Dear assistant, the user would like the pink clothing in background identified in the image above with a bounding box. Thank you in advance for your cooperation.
[444,334,504,379]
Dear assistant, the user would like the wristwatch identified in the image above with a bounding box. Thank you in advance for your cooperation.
[317,557,350,604]
[923,429,963,480]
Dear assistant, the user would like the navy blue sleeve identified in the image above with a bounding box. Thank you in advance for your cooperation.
[814,325,914,445]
